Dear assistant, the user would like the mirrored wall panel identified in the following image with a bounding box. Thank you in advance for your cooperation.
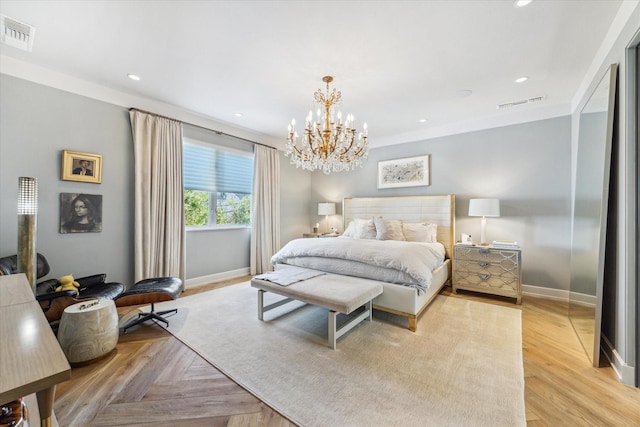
[569,63,617,367]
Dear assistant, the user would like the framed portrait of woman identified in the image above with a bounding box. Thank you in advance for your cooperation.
[61,150,102,183]
[60,193,103,233]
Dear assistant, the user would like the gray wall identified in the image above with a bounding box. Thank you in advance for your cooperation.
[0,75,135,284]
[0,75,579,294]
[310,116,572,291]
[0,74,310,287]
[279,152,312,243]
[185,228,252,279]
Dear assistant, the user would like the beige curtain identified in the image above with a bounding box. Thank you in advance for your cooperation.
[129,110,185,282]
[251,145,280,275]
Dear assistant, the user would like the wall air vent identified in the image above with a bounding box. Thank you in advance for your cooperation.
[1,15,36,52]
[496,95,546,110]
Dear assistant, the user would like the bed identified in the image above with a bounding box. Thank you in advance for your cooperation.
[272,194,455,331]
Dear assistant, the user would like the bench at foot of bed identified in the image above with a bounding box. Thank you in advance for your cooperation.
[251,272,383,349]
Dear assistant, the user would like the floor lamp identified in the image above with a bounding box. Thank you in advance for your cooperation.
[17,177,38,295]
[468,198,500,246]
[318,202,336,234]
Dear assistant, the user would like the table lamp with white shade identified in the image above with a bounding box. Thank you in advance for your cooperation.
[468,198,500,245]
[318,202,336,234]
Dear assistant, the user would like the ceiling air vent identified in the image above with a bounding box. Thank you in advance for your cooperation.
[496,95,546,110]
[1,15,36,52]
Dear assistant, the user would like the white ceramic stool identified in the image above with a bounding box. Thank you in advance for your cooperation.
[57,299,119,364]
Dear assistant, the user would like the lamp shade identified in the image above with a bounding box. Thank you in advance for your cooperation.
[468,198,500,217]
[318,202,336,216]
[18,177,38,215]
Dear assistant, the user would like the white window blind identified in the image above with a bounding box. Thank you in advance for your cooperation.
[183,141,253,194]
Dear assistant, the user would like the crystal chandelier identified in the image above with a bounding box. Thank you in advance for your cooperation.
[286,76,368,174]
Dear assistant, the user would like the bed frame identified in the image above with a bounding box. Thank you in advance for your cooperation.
[343,194,455,331]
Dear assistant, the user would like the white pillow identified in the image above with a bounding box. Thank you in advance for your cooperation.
[374,217,405,241]
[354,218,377,239]
[342,221,357,237]
[343,218,376,239]
[403,222,438,243]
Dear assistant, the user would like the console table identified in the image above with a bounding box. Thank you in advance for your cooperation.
[0,273,71,427]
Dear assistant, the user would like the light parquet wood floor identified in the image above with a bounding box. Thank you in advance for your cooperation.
[53,278,640,426]
[443,288,640,427]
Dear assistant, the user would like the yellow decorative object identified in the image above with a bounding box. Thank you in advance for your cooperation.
[56,274,79,296]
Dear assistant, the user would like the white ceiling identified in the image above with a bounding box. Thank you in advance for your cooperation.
[0,0,627,148]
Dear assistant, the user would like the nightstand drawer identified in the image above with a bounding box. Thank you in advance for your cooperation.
[454,246,519,264]
[453,266,520,289]
[455,259,519,277]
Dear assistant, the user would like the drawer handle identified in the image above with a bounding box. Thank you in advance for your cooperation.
[479,273,490,280]
[478,261,488,267]
[479,248,490,254]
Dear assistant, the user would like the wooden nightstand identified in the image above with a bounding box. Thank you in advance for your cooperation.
[452,244,522,304]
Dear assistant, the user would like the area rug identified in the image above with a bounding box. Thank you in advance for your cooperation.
[154,282,525,426]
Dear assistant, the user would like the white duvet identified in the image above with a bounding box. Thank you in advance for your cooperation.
[270,237,445,294]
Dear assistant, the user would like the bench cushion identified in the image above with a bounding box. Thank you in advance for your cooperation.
[251,273,383,314]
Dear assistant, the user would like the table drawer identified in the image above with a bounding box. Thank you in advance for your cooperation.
[454,246,519,264]
[453,265,520,292]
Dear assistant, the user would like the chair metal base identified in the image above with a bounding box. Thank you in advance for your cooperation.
[121,302,177,333]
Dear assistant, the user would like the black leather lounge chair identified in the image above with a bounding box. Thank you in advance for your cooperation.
[0,253,125,329]
[115,277,184,333]
[0,253,184,333]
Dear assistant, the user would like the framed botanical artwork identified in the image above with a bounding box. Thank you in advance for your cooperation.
[377,155,430,189]
[61,150,102,183]
[59,193,103,233]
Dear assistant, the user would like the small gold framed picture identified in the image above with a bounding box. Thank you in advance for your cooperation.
[61,150,102,184]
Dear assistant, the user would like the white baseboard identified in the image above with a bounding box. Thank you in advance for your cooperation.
[185,268,250,289]
[522,284,570,301]
[601,335,637,387]
[521,284,597,307]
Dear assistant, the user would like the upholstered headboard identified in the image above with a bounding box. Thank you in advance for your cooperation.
[343,194,456,260]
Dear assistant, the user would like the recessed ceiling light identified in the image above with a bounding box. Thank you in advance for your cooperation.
[234,113,243,117]
[127,74,141,81]
[514,0,533,7]
[419,118,427,123]
[515,76,529,83]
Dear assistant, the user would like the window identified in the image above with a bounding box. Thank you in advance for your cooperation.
[183,138,253,227]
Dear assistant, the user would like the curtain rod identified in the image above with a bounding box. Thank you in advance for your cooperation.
[128,107,274,149]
